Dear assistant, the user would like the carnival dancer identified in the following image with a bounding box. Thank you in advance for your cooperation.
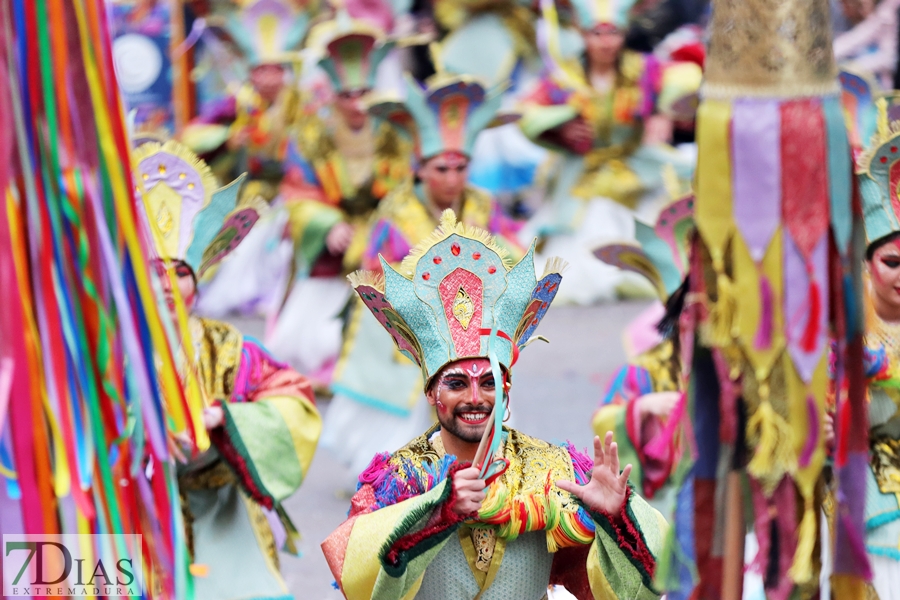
[135,141,322,600]
[322,211,667,599]
[518,0,700,305]
[321,72,523,482]
[838,102,900,599]
[590,185,692,506]
[265,12,412,385]
[185,0,312,318]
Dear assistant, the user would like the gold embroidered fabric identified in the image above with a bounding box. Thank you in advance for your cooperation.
[871,438,900,494]
[471,527,497,572]
[375,181,494,259]
[635,340,680,393]
[703,0,838,98]
[191,317,243,404]
[391,426,581,546]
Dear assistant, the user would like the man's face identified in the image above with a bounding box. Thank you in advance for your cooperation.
[153,259,197,316]
[334,89,369,131]
[417,152,469,210]
[249,64,287,104]
[427,358,497,443]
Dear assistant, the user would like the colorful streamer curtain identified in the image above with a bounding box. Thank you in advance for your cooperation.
[0,1,199,597]
[655,0,869,598]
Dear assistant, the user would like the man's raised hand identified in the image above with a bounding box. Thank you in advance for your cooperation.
[556,432,631,515]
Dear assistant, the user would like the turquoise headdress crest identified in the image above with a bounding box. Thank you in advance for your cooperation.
[348,210,567,388]
[309,11,394,93]
[223,0,312,66]
[569,0,639,29]
[593,183,694,300]
[858,100,900,247]
[133,141,259,277]
[402,73,506,159]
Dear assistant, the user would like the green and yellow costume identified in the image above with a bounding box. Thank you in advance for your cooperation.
[135,140,322,600]
[322,211,666,599]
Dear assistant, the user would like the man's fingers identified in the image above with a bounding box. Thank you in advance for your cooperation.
[610,441,620,476]
[619,464,633,486]
[556,479,582,498]
[593,435,605,467]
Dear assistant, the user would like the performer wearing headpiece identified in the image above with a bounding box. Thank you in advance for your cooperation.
[840,102,900,600]
[591,181,692,503]
[322,211,667,599]
[264,11,412,383]
[320,71,523,481]
[134,140,322,600]
[655,0,867,596]
[518,0,700,305]
[182,0,312,198]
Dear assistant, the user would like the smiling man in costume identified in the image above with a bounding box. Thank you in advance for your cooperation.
[322,211,666,599]
[320,71,523,481]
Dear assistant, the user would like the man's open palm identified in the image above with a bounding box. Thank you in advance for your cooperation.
[556,432,631,515]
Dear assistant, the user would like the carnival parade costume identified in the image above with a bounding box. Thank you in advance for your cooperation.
[188,0,313,319]
[322,211,667,599]
[517,0,701,305]
[135,140,322,600]
[265,11,412,384]
[320,71,524,480]
[834,99,900,599]
[654,0,871,597]
[591,185,692,504]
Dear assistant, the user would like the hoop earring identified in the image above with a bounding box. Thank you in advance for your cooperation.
[503,403,511,423]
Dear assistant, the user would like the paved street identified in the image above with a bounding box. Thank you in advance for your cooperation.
[234,300,652,598]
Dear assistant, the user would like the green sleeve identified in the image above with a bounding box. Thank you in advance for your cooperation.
[519,104,580,150]
[586,488,667,599]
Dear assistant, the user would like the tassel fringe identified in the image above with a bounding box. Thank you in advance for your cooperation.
[541,256,569,279]
[347,269,386,291]
[712,269,737,346]
[747,397,796,485]
[788,499,816,584]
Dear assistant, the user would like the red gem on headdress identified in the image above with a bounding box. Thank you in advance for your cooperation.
[893,147,898,153]
[433,256,442,264]
[488,266,497,274]
[472,252,481,260]
[451,243,461,256]
[882,156,889,163]
[422,272,431,280]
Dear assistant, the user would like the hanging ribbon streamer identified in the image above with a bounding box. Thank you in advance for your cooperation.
[0,0,193,596]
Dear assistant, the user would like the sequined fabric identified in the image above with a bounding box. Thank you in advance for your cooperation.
[704,0,838,97]
[191,317,243,404]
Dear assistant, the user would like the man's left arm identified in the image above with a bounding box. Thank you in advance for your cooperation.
[557,433,668,599]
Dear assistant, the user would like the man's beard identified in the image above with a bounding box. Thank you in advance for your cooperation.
[437,403,491,444]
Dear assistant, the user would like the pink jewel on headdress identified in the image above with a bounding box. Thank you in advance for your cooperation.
[434,256,442,264]
[451,243,461,256]
[423,272,431,280]
[488,266,496,274]
[472,252,481,260]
